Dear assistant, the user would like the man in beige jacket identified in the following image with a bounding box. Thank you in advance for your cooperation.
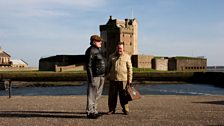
[106,42,133,115]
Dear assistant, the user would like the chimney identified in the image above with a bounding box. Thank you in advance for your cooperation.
[125,19,128,27]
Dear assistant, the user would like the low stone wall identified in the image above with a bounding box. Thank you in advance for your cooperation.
[0,67,37,71]
[55,65,84,72]
[0,71,223,87]
[0,72,224,88]
[188,72,224,87]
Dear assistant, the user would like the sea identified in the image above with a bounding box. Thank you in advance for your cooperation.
[0,83,224,96]
[207,66,224,72]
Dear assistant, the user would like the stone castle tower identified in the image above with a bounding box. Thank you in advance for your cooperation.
[100,16,138,58]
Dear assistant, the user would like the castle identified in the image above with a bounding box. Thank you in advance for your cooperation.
[39,16,207,72]
[100,16,138,57]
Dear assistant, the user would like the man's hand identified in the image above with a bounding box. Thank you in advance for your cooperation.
[127,80,132,85]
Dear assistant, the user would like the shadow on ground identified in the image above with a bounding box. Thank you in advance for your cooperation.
[192,100,224,105]
[0,110,92,119]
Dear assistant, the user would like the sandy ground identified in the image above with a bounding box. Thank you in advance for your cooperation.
[0,95,224,126]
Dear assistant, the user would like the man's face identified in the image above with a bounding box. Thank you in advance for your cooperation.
[94,40,102,48]
[116,44,124,54]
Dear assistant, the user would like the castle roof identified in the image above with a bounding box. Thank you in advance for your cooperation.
[0,49,11,57]
[105,16,135,27]
[11,59,28,65]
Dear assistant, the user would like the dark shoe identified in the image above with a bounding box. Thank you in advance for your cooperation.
[107,111,115,115]
[87,113,94,119]
[94,113,102,118]
[87,113,99,119]
[122,109,129,115]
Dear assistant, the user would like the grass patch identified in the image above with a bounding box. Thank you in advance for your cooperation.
[133,67,164,72]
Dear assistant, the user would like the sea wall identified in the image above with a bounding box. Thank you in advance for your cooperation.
[0,72,223,87]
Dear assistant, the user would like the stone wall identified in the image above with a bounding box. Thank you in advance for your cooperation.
[152,58,168,71]
[176,59,207,71]
[168,57,207,71]
[55,64,84,72]
[0,67,37,71]
[132,55,153,68]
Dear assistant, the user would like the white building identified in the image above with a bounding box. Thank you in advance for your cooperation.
[0,47,11,67]
[10,59,28,68]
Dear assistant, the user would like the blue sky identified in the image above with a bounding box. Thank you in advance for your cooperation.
[0,0,223,67]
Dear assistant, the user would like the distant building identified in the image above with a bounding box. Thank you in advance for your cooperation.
[39,16,208,71]
[11,59,28,68]
[99,16,152,69]
[100,16,138,58]
[152,58,169,71]
[168,57,207,71]
[0,47,29,70]
[0,47,11,67]
[39,54,154,71]
[132,55,153,69]
[39,55,85,71]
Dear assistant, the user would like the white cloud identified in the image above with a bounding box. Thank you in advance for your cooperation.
[16,9,71,17]
[0,0,105,8]
[0,0,106,17]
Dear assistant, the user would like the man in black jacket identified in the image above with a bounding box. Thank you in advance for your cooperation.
[85,35,106,119]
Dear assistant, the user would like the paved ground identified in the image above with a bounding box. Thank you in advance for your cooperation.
[0,95,224,126]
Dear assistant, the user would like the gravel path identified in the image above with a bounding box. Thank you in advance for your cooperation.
[0,95,224,126]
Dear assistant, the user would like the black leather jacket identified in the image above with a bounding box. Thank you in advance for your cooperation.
[85,45,106,83]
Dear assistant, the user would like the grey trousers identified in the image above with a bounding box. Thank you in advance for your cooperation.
[86,76,105,114]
